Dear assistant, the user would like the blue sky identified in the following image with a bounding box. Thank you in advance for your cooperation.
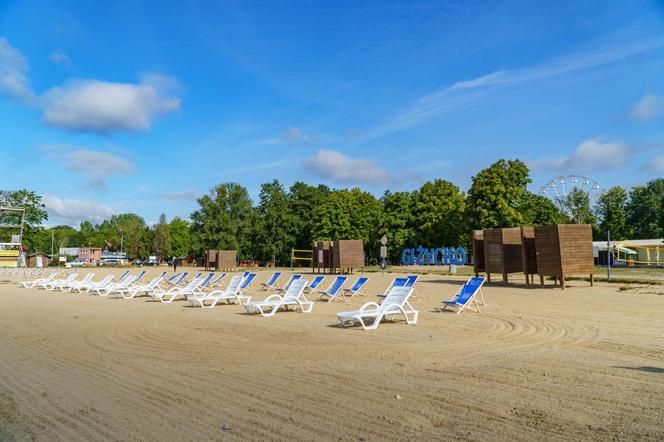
[1,0,663,226]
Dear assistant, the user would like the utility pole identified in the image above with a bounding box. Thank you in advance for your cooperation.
[607,230,611,280]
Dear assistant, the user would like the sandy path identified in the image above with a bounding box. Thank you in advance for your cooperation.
[0,268,663,441]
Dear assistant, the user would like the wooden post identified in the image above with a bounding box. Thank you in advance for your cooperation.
[503,272,508,284]
[540,275,544,286]
[561,275,565,290]
[590,274,594,286]
[487,273,491,283]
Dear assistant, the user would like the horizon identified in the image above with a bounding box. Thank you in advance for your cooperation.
[2,1,664,227]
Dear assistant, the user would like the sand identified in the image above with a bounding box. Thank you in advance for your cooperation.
[0,268,663,441]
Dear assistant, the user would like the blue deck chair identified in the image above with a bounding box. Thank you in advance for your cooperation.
[169,272,189,288]
[304,275,325,293]
[240,273,257,293]
[405,275,419,298]
[194,273,217,294]
[276,274,303,292]
[439,277,486,314]
[130,271,147,286]
[115,270,130,283]
[208,273,226,288]
[377,277,407,299]
[342,277,369,298]
[260,272,282,290]
[317,275,348,302]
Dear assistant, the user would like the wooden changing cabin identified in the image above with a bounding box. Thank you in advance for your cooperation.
[483,227,524,284]
[313,241,333,274]
[330,240,364,274]
[521,227,538,285]
[472,230,485,277]
[534,224,594,289]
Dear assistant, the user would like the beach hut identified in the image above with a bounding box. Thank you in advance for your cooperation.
[216,250,237,271]
[205,249,218,270]
[535,224,594,289]
[313,241,333,273]
[331,240,364,274]
[483,227,523,283]
[472,230,485,277]
[26,252,50,267]
[521,227,538,285]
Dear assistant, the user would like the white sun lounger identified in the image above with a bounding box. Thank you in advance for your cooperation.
[93,272,144,297]
[20,272,57,288]
[43,272,78,291]
[113,272,168,299]
[243,279,312,317]
[150,276,204,303]
[187,275,246,308]
[80,274,114,293]
[336,286,418,330]
[63,272,96,291]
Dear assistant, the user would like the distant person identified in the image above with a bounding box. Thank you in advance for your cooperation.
[173,256,177,272]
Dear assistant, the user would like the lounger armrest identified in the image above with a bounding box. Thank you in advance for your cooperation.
[264,294,283,302]
[359,302,380,312]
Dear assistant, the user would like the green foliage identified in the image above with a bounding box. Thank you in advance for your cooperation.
[168,217,192,257]
[380,191,416,262]
[311,188,383,263]
[253,180,295,265]
[411,179,465,246]
[626,178,664,238]
[97,213,150,258]
[594,186,629,240]
[289,182,330,249]
[153,213,171,260]
[561,188,596,225]
[0,189,48,250]
[190,183,253,255]
[465,159,531,229]
[521,192,567,226]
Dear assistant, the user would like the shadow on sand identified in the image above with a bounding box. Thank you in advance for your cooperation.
[613,366,664,374]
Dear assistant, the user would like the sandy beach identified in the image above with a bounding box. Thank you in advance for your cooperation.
[1,268,663,441]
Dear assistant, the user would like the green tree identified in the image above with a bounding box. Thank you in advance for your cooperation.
[190,183,254,255]
[411,179,465,247]
[312,188,382,263]
[153,213,172,261]
[560,188,596,225]
[465,159,531,229]
[289,182,330,249]
[0,189,48,250]
[521,192,567,226]
[594,186,628,240]
[79,221,102,247]
[380,191,416,262]
[253,180,295,265]
[626,178,664,238]
[97,213,149,259]
[168,217,192,257]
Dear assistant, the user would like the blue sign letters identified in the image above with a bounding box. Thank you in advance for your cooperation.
[401,246,467,266]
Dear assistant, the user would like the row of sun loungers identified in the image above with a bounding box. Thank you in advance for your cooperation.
[14,269,487,330]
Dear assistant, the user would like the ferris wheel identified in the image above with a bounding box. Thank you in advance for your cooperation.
[538,175,605,218]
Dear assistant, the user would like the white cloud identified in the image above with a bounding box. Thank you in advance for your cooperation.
[0,37,37,105]
[49,49,72,69]
[642,155,664,174]
[281,127,318,144]
[163,189,202,201]
[43,195,114,226]
[41,76,181,133]
[528,139,628,172]
[43,145,136,191]
[370,37,664,138]
[629,93,664,122]
[256,127,319,145]
[302,148,390,184]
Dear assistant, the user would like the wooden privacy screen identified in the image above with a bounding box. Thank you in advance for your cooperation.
[313,241,333,273]
[472,230,485,276]
[535,224,594,289]
[331,240,364,274]
[216,250,237,271]
[483,227,523,283]
[521,227,538,284]
[205,249,218,270]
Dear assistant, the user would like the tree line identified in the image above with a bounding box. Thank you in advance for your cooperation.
[1,160,662,265]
